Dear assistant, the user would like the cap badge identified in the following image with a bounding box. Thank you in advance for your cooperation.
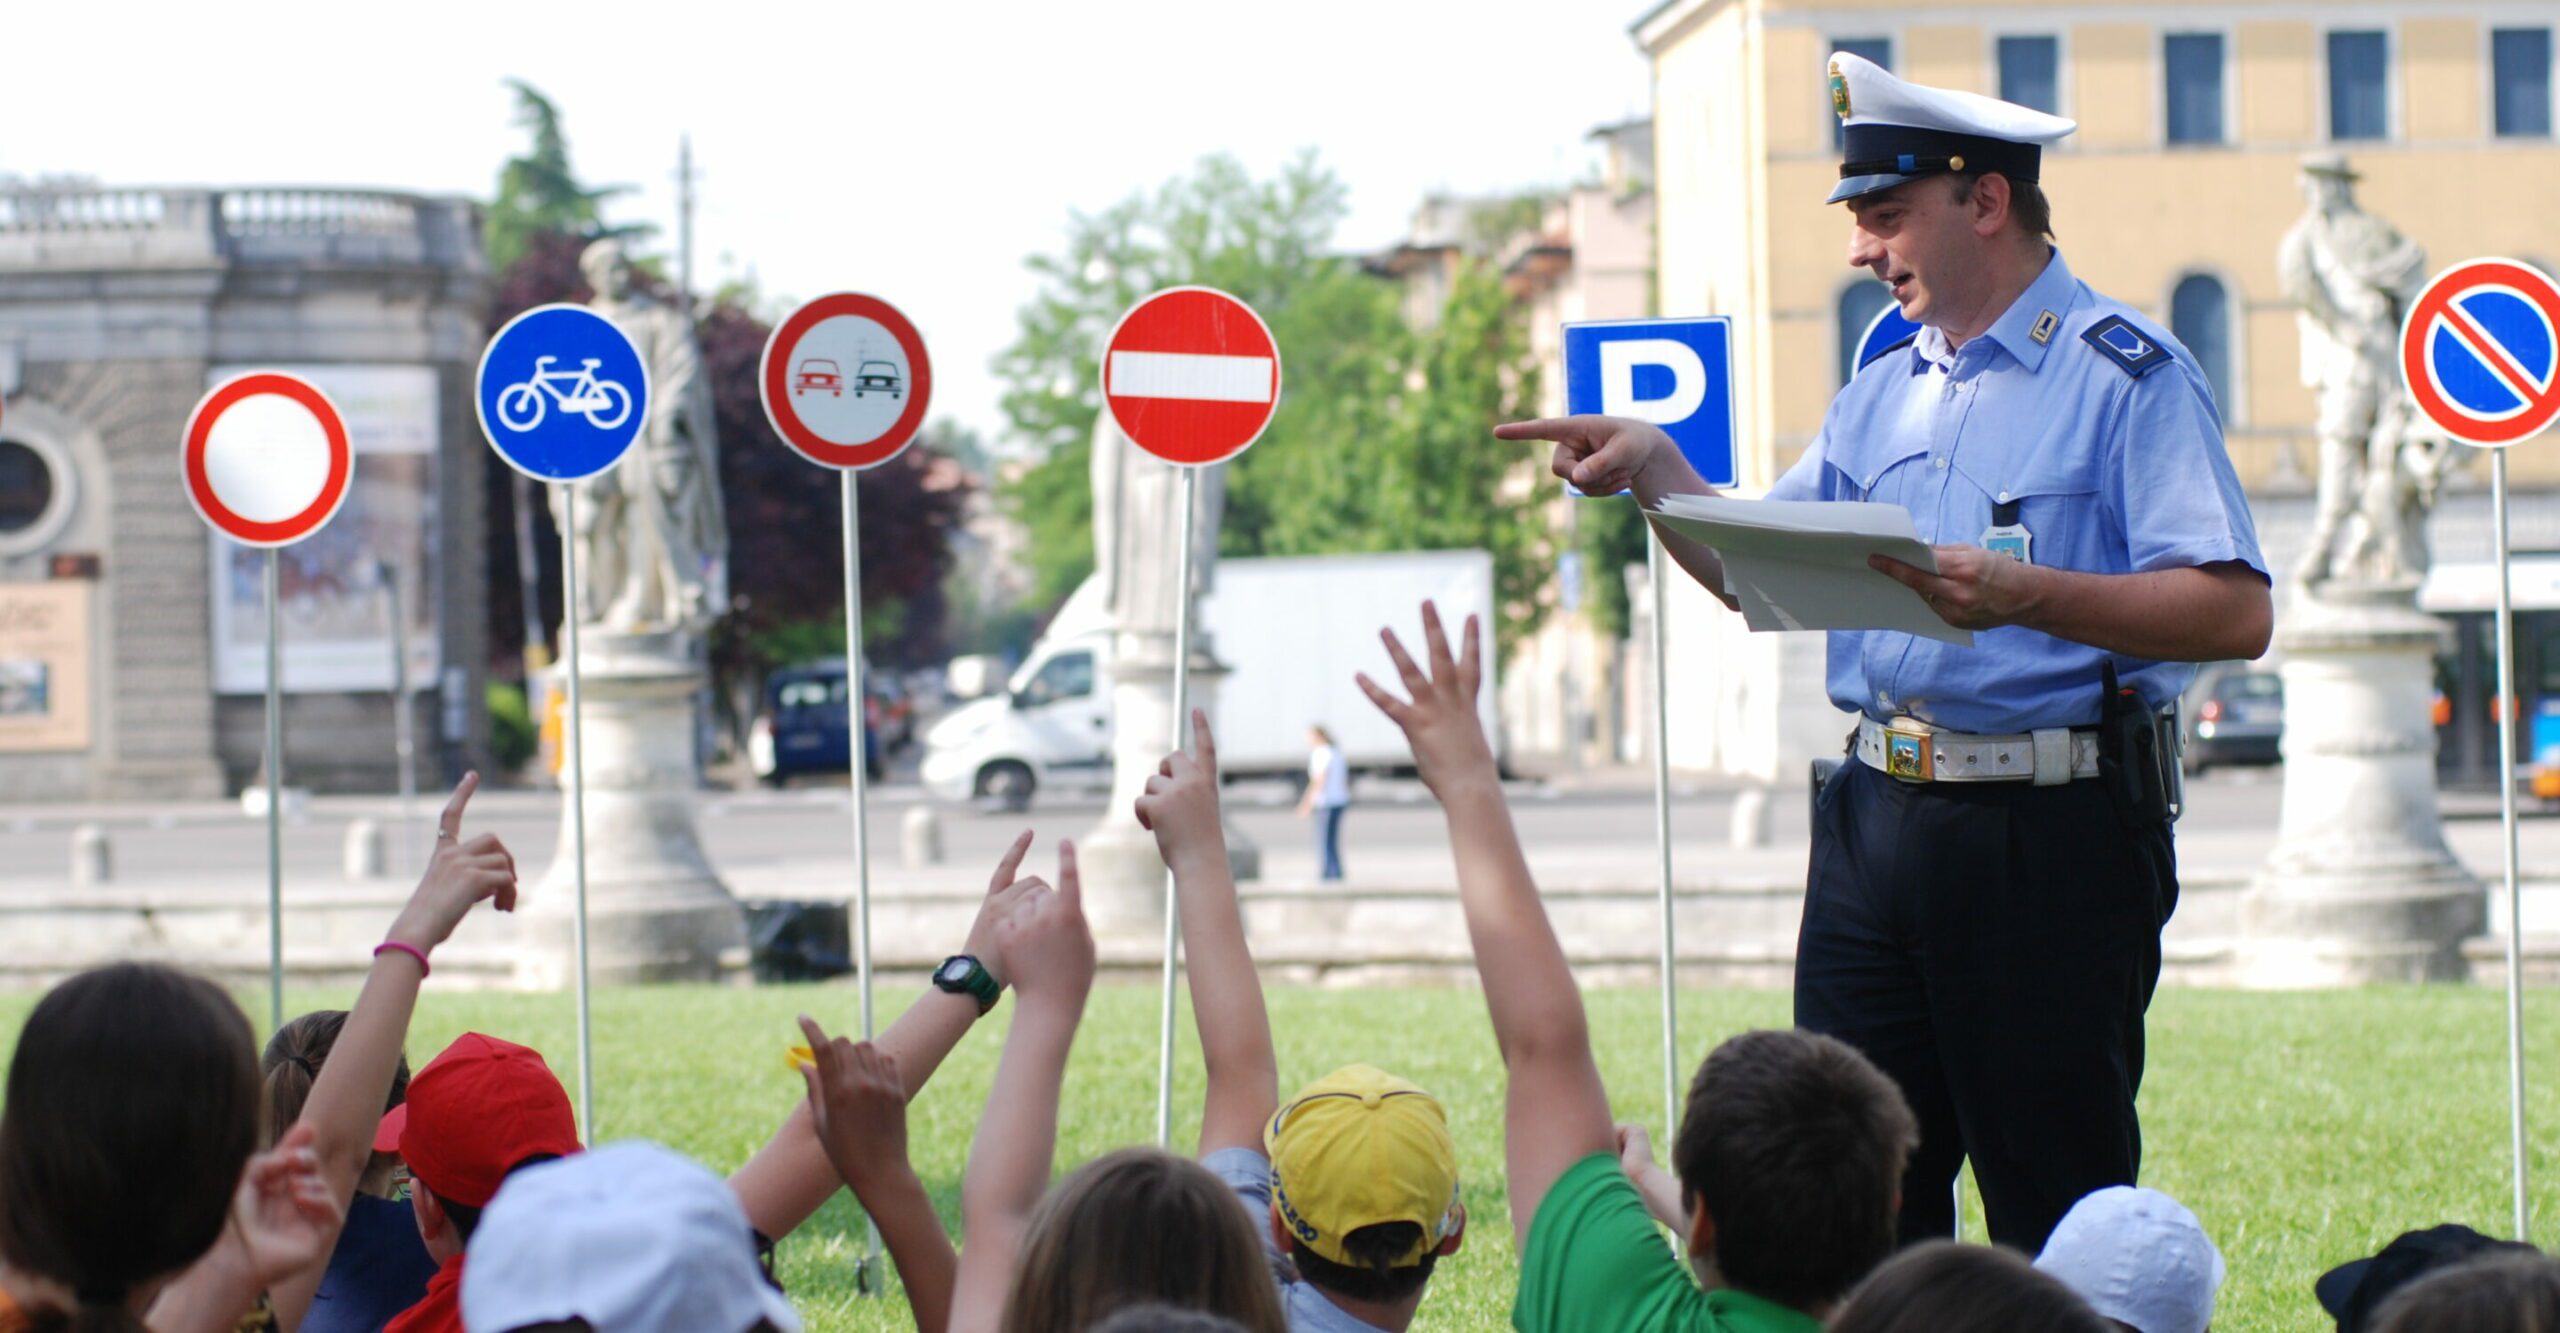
[2030,310,2058,346]
[1829,59,1850,119]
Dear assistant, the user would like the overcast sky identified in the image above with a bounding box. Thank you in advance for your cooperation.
[8,1,1649,448]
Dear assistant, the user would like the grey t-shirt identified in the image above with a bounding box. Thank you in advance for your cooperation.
[1202,1147,1396,1333]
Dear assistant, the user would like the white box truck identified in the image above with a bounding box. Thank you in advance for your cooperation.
[920,550,1501,809]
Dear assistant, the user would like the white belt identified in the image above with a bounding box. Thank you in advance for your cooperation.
[1854,717,2101,786]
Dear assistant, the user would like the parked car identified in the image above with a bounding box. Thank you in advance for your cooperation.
[748,660,884,787]
[2182,665,2283,773]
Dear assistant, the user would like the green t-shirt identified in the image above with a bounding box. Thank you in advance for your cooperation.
[1512,1154,1823,1333]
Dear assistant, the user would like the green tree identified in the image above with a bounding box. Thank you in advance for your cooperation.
[483,80,652,273]
[995,154,1549,644]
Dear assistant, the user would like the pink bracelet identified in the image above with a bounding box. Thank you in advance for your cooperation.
[374,940,431,977]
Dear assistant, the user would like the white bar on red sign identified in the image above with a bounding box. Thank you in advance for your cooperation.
[1108,351,1275,403]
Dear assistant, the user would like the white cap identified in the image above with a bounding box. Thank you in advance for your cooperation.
[1828,51,2077,203]
[461,1141,803,1333]
[2034,1186,2224,1333]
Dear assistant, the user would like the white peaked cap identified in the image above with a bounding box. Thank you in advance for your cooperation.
[1828,51,2078,204]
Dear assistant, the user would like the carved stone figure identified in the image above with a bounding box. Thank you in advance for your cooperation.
[2278,154,2444,588]
[552,238,728,634]
[1090,410,1221,633]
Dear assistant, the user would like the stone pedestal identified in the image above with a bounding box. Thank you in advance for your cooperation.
[518,629,747,986]
[1080,628,1260,946]
[2238,584,2480,985]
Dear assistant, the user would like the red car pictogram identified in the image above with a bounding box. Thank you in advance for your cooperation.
[793,358,843,397]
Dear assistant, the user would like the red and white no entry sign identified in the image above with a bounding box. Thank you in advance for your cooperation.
[1100,286,1282,466]
[2401,257,2560,449]
[182,371,353,547]
[760,292,933,471]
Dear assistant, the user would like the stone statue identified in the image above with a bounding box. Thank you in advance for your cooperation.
[2279,153,2446,589]
[552,238,728,634]
[1090,409,1221,631]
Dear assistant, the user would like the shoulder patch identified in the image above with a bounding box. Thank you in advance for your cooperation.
[1858,333,1917,372]
[2079,315,2173,378]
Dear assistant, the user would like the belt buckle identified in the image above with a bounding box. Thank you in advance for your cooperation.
[1883,718,1934,782]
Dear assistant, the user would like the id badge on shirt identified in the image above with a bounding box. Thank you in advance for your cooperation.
[1980,499,2032,565]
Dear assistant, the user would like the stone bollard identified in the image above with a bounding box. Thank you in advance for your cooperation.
[343,818,387,880]
[69,824,110,888]
[1729,787,1772,850]
[902,805,943,868]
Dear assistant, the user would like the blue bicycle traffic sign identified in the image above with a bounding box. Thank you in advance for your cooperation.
[476,304,651,481]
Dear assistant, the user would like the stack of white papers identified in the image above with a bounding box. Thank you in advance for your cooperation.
[1646,495,1974,647]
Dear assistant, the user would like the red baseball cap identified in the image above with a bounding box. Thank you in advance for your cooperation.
[374,1032,581,1207]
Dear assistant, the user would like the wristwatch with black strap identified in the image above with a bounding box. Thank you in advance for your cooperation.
[932,954,1004,1014]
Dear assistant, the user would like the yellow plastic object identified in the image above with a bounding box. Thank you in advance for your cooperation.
[2533,767,2560,802]
[785,1044,815,1072]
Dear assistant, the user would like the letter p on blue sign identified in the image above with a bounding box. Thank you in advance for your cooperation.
[1561,318,1737,489]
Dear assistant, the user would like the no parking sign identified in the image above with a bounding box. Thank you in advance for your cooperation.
[2401,257,2560,448]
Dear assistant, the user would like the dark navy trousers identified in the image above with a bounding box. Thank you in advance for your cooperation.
[1793,759,2179,1254]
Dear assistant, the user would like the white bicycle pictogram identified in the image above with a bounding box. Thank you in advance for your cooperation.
[495,357,634,432]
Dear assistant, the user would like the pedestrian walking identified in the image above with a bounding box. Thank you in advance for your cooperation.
[1297,725,1351,882]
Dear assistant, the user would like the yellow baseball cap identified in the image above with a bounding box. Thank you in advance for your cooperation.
[1264,1064,1461,1269]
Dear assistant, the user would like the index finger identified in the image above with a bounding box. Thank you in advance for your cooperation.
[1492,417,1600,444]
[795,1014,839,1079]
[1190,708,1217,776]
[438,771,481,840]
[987,829,1035,896]
[1866,555,1940,594]
[1056,838,1080,909]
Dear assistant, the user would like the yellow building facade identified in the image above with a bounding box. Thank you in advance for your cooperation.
[1638,0,2560,492]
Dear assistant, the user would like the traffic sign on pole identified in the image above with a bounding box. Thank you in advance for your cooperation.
[1562,318,1739,489]
[2401,257,2560,448]
[476,304,651,481]
[183,372,354,548]
[760,293,933,471]
[1100,286,1282,467]
[1856,302,1924,374]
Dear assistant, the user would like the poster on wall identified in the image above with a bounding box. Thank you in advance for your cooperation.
[208,365,442,694]
[0,581,91,752]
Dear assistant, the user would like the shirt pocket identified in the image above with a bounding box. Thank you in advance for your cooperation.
[1823,432,1933,506]
[1952,447,2104,571]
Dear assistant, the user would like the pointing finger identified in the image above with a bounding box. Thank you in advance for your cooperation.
[987,829,1034,897]
[438,772,480,840]
[1056,839,1081,910]
[1190,708,1217,777]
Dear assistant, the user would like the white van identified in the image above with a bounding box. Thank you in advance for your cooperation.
[920,551,1501,810]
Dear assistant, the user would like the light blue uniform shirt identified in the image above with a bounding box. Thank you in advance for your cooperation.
[1765,249,2266,734]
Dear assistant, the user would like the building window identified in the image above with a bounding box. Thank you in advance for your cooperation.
[0,434,77,558]
[2171,274,2233,419]
[2165,34,2226,145]
[2495,28,2554,138]
[1998,35,2061,114]
[2328,31,2390,141]
[1832,37,1892,146]
[1837,282,1896,388]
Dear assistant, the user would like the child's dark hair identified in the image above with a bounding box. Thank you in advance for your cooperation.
[262,1008,412,1147]
[0,963,261,1332]
[431,1153,564,1244]
[1671,1028,1918,1308]
[1287,1223,1437,1303]
[1830,1242,2111,1333]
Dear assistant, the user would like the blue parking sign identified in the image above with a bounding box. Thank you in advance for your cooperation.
[476,304,651,482]
[1562,318,1737,488]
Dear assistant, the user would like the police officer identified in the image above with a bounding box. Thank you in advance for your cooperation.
[1496,52,2272,1253]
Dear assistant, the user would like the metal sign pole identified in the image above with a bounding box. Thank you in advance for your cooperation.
[264,548,285,1032]
[1647,530,1678,1139]
[558,485,596,1143]
[841,469,885,1293]
[1156,465,1201,1149]
[385,560,417,839]
[2493,448,2528,1241]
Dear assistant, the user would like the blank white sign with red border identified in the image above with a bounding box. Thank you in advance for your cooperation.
[760,293,933,471]
[183,371,353,547]
[1100,286,1282,466]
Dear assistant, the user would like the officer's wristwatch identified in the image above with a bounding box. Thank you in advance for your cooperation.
[932,954,1004,1014]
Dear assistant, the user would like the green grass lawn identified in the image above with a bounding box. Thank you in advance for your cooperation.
[3,982,2556,1331]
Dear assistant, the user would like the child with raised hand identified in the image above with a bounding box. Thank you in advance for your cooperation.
[1356,603,1916,1332]
[1137,710,1466,1333]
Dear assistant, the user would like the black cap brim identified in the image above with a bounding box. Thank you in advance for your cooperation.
[1829,172,1926,204]
[2316,1258,2371,1316]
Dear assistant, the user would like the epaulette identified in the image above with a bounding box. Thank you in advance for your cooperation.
[2079,315,2174,378]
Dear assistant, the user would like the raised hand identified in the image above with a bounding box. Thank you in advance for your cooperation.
[231,1121,343,1286]
[994,841,1094,1006]
[1492,415,1694,497]
[1135,709,1224,872]
[1355,602,1495,801]
[960,829,1038,985]
[795,1016,912,1193]
[382,772,517,959]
